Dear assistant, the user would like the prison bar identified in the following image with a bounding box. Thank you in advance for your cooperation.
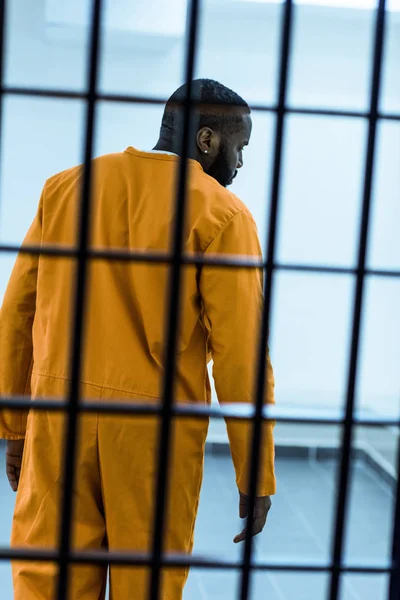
[239,1,294,599]
[389,438,400,598]
[148,0,201,598]
[0,0,5,154]
[1,395,400,428]
[0,0,398,597]
[1,84,400,123]
[2,242,400,280]
[55,1,104,599]
[0,546,396,575]
[328,1,388,599]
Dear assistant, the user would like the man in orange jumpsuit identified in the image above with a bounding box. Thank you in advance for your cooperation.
[1,79,276,599]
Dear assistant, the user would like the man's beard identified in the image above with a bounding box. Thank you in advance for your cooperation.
[207,143,236,188]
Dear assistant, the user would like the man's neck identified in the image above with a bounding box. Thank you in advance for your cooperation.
[153,138,203,167]
[153,138,175,153]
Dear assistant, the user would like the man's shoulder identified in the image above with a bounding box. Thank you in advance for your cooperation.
[193,169,254,225]
[188,170,256,251]
[45,152,124,184]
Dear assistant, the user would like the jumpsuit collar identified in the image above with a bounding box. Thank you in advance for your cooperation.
[125,147,203,171]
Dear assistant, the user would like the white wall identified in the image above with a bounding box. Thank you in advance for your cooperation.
[0,0,399,418]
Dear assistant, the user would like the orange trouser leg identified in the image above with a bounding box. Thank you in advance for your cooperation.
[97,405,208,600]
[11,407,107,599]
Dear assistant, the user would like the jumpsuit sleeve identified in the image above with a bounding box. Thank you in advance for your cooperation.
[200,210,276,497]
[0,195,43,440]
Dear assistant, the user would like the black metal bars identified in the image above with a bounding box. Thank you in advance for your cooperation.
[1,395,400,427]
[3,242,400,279]
[239,1,293,599]
[0,545,395,574]
[55,1,103,599]
[389,434,400,599]
[0,1,6,172]
[0,0,399,598]
[148,1,201,599]
[1,84,400,122]
[328,1,388,599]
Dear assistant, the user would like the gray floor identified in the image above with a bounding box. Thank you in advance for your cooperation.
[0,445,395,599]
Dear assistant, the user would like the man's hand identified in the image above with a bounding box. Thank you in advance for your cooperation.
[5,439,25,492]
[233,492,272,544]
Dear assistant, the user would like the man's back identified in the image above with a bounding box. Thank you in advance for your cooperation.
[32,147,249,403]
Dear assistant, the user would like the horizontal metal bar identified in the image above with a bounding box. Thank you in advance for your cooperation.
[3,85,400,122]
[1,242,400,278]
[0,244,166,262]
[383,112,400,122]
[5,86,85,100]
[288,106,369,119]
[0,547,392,574]
[279,263,400,278]
[0,243,264,268]
[0,396,398,427]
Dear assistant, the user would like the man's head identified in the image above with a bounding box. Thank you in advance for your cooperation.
[155,79,252,187]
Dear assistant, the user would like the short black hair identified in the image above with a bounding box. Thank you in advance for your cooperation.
[160,79,250,141]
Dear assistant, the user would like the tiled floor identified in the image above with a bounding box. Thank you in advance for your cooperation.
[0,444,395,599]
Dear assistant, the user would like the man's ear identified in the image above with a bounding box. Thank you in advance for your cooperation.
[197,127,220,158]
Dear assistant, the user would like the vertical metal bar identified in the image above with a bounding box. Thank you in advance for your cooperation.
[0,0,6,212]
[328,2,387,599]
[0,0,5,138]
[238,1,293,599]
[389,432,400,599]
[56,1,103,598]
[148,1,200,598]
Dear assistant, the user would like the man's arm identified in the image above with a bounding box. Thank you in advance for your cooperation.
[0,195,43,440]
[200,210,276,499]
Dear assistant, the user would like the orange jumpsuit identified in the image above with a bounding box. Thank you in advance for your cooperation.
[0,148,276,599]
